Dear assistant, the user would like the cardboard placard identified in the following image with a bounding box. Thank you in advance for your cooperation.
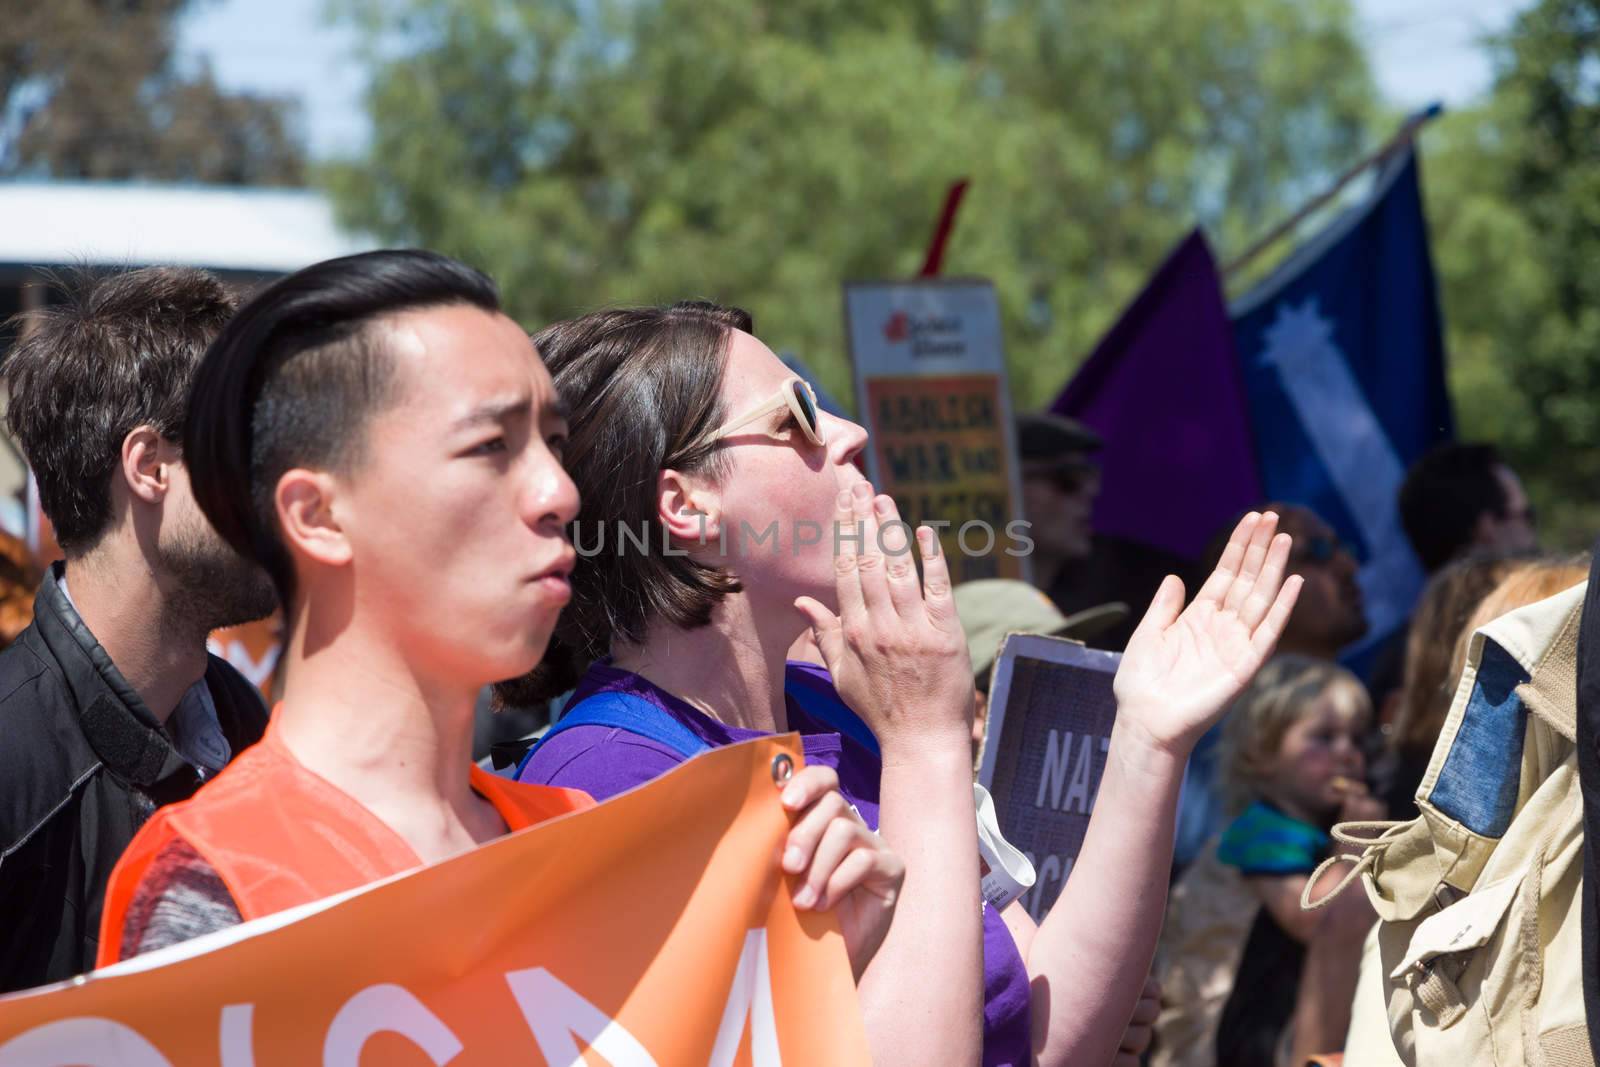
[978,633,1121,921]
[844,280,1027,583]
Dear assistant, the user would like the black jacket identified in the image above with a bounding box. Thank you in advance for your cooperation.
[0,566,268,992]
[1577,544,1600,1063]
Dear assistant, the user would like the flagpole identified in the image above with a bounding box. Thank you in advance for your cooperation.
[919,179,970,277]
[1220,103,1443,279]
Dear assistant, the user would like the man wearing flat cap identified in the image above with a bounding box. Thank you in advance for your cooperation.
[1016,411,1191,651]
[1016,412,1103,603]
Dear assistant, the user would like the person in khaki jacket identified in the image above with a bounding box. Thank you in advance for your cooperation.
[1323,559,1591,1067]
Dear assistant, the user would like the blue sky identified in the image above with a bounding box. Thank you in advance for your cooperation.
[177,0,1536,162]
[179,0,367,160]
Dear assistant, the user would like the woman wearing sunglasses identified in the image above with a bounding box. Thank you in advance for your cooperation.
[505,301,1302,1066]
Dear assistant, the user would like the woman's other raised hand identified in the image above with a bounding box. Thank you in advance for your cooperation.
[1112,511,1303,758]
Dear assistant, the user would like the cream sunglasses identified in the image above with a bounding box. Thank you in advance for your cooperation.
[705,376,826,447]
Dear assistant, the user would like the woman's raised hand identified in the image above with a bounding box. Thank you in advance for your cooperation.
[794,478,975,761]
[1112,511,1303,756]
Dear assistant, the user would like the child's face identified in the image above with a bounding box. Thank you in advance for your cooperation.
[1261,688,1368,824]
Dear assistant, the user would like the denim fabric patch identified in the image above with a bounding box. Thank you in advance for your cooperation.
[1428,640,1528,838]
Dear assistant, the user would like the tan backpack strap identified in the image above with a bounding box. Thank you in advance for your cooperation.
[1538,1024,1596,1067]
[1330,818,1410,848]
[1299,820,1410,910]
[1301,849,1375,910]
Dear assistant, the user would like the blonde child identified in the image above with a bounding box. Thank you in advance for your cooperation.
[1154,655,1383,1067]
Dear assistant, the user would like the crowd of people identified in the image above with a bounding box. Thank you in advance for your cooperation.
[1013,411,1579,1066]
[0,252,1590,1067]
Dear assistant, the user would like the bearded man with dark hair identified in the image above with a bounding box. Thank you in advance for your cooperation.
[0,267,275,992]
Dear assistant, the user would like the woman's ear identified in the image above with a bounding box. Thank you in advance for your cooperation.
[275,469,352,569]
[657,468,720,546]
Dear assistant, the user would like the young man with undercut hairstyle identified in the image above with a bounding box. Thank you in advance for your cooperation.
[0,268,277,993]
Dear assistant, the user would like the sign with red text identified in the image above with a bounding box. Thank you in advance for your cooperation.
[844,280,1027,583]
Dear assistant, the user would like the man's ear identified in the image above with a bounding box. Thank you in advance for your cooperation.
[657,468,719,546]
[276,469,352,569]
[120,427,176,504]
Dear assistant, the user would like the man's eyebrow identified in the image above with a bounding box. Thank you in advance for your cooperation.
[453,394,532,430]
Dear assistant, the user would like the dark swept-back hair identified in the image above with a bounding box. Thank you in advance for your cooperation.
[497,301,749,707]
[184,249,499,609]
[3,266,237,555]
[1399,442,1512,573]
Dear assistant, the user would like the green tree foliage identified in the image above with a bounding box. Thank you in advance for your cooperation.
[1,0,304,184]
[328,0,1377,406]
[1426,0,1600,547]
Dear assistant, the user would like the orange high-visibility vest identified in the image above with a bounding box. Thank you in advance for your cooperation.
[98,721,592,967]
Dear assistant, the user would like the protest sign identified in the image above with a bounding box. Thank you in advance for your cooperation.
[843,280,1027,583]
[0,736,869,1067]
[977,633,1121,921]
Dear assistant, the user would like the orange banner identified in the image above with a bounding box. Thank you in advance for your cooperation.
[0,737,869,1066]
[206,616,283,698]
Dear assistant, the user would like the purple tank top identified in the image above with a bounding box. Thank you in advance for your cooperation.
[519,660,1034,1066]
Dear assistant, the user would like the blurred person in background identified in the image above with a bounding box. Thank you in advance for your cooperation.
[1399,443,1538,575]
[0,268,276,993]
[1371,551,1530,820]
[1365,442,1541,717]
[1175,502,1369,871]
[1268,505,1369,662]
[1447,556,1587,681]
[0,529,42,648]
[1017,412,1102,603]
[1018,410,1184,653]
[1154,656,1381,1067]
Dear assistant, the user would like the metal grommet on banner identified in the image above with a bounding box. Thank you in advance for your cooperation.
[770,753,794,787]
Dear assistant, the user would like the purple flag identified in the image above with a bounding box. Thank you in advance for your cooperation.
[1052,231,1261,561]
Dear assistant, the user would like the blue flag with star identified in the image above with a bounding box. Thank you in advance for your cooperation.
[1230,146,1454,653]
